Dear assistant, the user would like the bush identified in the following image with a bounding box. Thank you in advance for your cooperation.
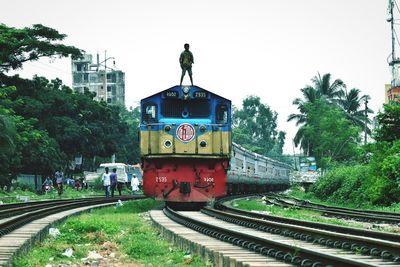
[311,165,370,204]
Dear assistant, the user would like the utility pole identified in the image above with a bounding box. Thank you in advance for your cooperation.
[364,97,368,145]
[389,0,395,63]
[104,50,107,103]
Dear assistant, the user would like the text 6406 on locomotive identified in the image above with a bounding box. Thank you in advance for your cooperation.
[140,85,231,205]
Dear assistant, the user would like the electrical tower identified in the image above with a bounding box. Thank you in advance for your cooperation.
[387,0,400,101]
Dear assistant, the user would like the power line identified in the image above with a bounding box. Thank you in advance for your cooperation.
[394,29,400,49]
[395,0,400,15]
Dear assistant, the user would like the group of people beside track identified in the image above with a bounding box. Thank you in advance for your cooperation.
[42,171,88,196]
[102,167,140,197]
[41,171,64,195]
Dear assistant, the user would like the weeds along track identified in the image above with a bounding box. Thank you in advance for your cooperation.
[264,194,400,224]
[158,196,400,267]
[0,195,146,266]
[0,195,145,236]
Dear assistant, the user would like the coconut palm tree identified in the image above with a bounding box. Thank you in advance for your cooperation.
[288,73,346,155]
[338,88,373,135]
[311,73,345,103]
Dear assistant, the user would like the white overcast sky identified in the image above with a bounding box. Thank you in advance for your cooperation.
[1,0,392,154]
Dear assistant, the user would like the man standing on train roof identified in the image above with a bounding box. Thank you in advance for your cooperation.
[179,43,194,86]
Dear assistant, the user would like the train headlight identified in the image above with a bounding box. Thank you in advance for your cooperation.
[200,140,207,148]
[164,125,171,132]
[182,86,190,94]
[199,125,206,133]
[164,140,172,148]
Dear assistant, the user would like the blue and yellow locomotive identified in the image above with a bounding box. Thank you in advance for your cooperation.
[140,85,232,203]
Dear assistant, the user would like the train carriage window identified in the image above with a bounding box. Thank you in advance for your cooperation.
[143,104,157,123]
[216,104,228,124]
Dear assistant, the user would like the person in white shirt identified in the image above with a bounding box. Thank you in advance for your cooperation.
[131,174,140,194]
[102,167,111,197]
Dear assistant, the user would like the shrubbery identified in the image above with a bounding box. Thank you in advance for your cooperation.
[309,101,400,206]
[311,140,400,205]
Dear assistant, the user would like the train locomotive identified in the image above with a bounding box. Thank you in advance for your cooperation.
[140,85,290,205]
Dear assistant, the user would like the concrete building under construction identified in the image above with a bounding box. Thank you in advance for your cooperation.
[71,54,125,105]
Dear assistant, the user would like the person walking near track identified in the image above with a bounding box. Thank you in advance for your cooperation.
[179,43,194,86]
[131,174,140,195]
[55,170,64,196]
[110,168,117,197]
[102,167,111,197]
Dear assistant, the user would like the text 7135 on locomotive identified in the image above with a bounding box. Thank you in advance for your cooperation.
[140,85,231,205]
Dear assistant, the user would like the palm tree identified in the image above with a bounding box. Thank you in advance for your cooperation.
[287,87,318,155]
[338,88,373,135]
[288,73,346,155]
[311,73,345,102]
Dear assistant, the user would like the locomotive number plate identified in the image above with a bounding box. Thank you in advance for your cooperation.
[194,91,207,98]
[156,176,167,183]
[164,90,178,98]
[203,177,214,182]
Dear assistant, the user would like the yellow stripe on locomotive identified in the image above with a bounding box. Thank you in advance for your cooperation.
[140,128,231,158]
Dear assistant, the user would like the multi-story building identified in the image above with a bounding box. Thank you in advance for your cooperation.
[71,54,125,105]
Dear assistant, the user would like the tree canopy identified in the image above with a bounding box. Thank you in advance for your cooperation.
[0,23,140,186]
[0,24,83,72]
[375,101,400,142]
[232,95,285,157]
[288,73,372,167]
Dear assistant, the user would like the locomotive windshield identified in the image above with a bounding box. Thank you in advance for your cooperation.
[161,99,210,118]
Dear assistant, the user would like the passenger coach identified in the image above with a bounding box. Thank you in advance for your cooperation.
[140,85,231,204]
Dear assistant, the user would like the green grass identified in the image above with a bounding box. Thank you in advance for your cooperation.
[13,199,206,267]
[288,187,400,213]
[231,198,365,228]
[0,186,135,203]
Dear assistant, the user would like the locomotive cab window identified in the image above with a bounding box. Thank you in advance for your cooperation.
[143,104,157,123]
[216,104,228,124]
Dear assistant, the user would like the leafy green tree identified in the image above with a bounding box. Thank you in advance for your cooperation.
[115,106,141,164]
[0,85,65,185]
[288,73,345,155]
[1,74,131,162]
[232,96,285,156]
[375,101,400,142]
[0,24,82,72]
[302,100,360,169]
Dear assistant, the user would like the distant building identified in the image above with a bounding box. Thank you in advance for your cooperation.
[71,54,125,105]
[385,83,400,103]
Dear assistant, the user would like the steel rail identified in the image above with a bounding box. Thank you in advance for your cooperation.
[273,194,400,218]
[0,196,145,237]
[203,207,400,262]
[163,207,385,267]
[268,197,400,224]
[215,199,400,243]
[0,197,124,219]
[0,195,107,210]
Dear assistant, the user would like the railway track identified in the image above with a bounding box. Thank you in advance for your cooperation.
[0,195,145,266]
[263,194,400,224]
[152,197,400,266]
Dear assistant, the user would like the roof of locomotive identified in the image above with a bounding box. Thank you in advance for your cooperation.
[140,85,231,103]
